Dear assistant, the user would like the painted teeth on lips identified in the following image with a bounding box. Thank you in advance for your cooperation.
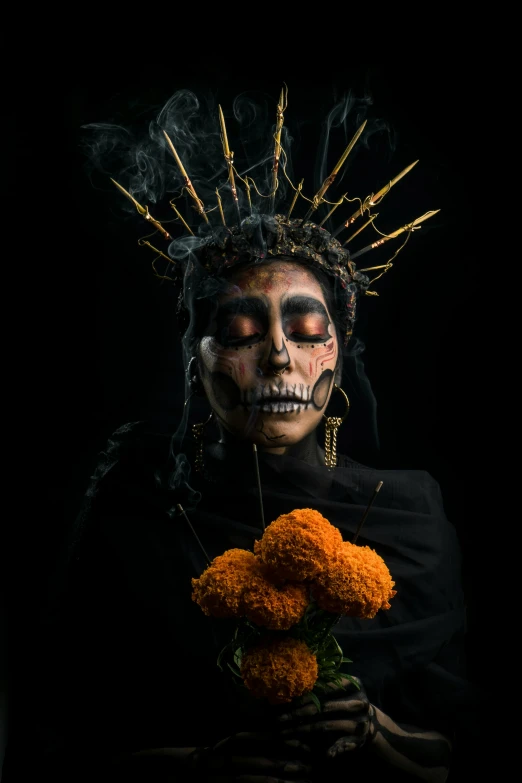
[262,388,306,401]
[258,401,304,413]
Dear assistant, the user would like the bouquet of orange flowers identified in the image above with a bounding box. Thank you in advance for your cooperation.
[191,508,396,709]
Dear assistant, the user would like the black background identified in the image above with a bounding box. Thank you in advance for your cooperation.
[20,64,481,679]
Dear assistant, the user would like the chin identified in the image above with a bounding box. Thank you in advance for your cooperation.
[244,412,318,447]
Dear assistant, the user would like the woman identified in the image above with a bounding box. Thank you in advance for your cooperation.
[36,85,479,782]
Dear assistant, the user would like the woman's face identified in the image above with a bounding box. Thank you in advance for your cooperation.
[198,261,340,452]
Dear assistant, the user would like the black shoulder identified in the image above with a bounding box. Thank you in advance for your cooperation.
[87,420,171,485]
[337,453,447,517]
[71,420,176,528]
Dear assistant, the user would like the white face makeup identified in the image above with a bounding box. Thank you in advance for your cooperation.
[198,261,339,452]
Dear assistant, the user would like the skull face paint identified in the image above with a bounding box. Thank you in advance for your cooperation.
[198,261,339,451]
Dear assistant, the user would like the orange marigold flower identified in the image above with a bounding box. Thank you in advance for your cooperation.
[191,549,260,619]
[313,541,396,618]
[254,508,343,581]
[242,580,309,630]
[241,637,318,704]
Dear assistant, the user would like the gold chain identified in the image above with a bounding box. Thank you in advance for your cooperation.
[324,416,343,468]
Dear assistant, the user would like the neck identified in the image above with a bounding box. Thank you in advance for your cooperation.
[216,426,325,468]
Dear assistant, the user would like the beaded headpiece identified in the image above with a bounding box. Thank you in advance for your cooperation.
[109,87,439,345]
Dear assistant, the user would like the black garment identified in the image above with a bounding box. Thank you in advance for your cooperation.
[35,421,481,781]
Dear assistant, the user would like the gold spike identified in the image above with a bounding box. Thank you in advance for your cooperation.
[216,188,227,227]
[357,262,393,272]
[218,106,231,158]
[287,179,304,220]
[347,160,419,226]
[303,120,367,221]
[342,214,378,245]
[371,160,419,205]
[169,200,194,235]
[162,130,209,224]
[319,192,348,227]
[384,209,440,240]
[351,210,440,260]
[218,106,241,224]
[244,177,252,215]
[137,239,176,264]
[137,239,178,281]
[110,178,171,240]
[269,86,287,213]
[111,178,146,214]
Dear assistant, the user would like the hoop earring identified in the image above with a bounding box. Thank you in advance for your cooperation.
[323,384,350,468]
[192,411,214,473]
[187,356,204,395]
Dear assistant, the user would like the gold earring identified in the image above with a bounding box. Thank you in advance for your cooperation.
[192,411,214,473]
[323,385,350,468]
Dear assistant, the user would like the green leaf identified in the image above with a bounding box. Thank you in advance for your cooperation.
[216,644,231,671]
[314,682,329,692]
[226,662,242,678]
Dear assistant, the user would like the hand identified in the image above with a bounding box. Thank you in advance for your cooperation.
[275,676,376,759]
[190,730,313,782]
[275,677,452,782]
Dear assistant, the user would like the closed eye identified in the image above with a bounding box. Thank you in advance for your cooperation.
[285,315,330,341]
[219,315,265,346]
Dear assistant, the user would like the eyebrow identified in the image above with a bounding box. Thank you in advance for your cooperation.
[216,297,268,320]
[215,295,330,321]
[281,296,330,319]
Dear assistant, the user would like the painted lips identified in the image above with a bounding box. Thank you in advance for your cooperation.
[243,384,312,408]
[256,400,309,414]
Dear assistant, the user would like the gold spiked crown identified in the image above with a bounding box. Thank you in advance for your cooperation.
[109,86,439,345]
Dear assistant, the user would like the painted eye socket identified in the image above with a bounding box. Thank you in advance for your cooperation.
[220,315,264,345]
[286,315,329,340]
